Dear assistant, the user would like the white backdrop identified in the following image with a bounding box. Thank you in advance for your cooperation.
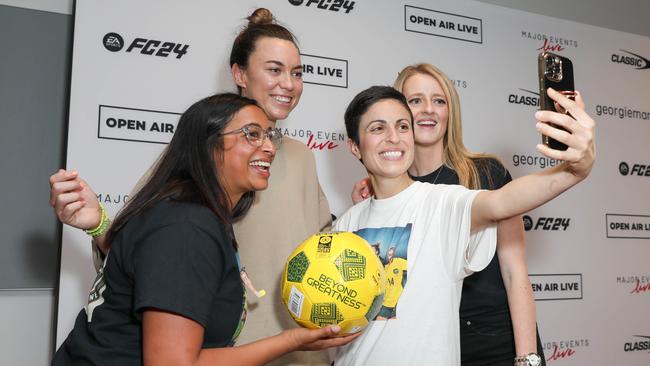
[57,0,650,364]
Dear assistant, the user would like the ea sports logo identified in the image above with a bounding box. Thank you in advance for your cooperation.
[619,162,630,176]
[103,32,124,52]
[288,0,304,5]
[523,215,534,231]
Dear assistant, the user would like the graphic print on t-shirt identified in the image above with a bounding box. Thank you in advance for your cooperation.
[354,224,411,320]
[85,256,108,322]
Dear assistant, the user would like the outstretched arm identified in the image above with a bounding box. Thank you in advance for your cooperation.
[142,309,359,366]
[471,88,595,231]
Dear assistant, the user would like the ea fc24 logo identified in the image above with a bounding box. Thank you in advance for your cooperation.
[523,215,570,231]
[619,162,650,177]
[288,0,355,14]
[102,32,189,59]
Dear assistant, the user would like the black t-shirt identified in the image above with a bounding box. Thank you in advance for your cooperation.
[53,200,245,366]
[411,158,513,331]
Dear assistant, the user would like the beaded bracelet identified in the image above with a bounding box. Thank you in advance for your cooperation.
[84,203,110,238]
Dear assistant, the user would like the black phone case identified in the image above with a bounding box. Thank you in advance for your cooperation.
[538,52,575,151]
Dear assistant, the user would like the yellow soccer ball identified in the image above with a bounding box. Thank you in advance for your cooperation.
[282,231,386,334]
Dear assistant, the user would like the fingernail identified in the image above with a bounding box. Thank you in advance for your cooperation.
[331,325,341,333]
[536,122,543,130]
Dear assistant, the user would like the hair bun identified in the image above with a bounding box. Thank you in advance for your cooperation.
[248,8,274,26]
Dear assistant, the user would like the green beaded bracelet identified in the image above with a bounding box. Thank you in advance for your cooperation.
[85,203,110,238]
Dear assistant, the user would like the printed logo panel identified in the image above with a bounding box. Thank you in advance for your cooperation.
[606,214,650,239]
[288,0,355,14]
[405,5,482,44]
[301,54,348,88]
[530,274,582,301]
[98,105,180,144]
[102,32,189,59]
[611,49,650,70]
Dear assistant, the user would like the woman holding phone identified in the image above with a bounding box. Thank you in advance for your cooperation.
[353,64,547,365]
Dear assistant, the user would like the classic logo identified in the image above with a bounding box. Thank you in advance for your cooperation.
[624,335,650,352]
[405,5,482,44]
[611,49,650,70]
[530,274,582,301]
[543,339,590,362]
[522,216,570,231]
[98,105,181,144]
[617,275,650,294]
[606,214,650,239]
[512,153,561,169]
[279,128,344,151]
[521,30,578,51]
[301,54,348,88]
[102,32,124,52]
[102,32,189,59]
[508,88,539,107]
[288,0,355,14]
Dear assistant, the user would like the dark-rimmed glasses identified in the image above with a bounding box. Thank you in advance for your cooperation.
[220,124,282,149]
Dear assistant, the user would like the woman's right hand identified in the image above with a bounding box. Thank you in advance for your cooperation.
[49,169,101,230]
[350,177,373,204]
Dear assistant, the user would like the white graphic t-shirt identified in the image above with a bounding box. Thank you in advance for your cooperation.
[333,181,497,366]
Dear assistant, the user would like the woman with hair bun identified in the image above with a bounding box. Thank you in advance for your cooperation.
[50,8,334,366]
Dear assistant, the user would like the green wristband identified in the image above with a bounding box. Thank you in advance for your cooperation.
[85,203,110,238]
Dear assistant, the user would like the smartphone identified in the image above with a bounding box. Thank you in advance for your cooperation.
[537,51,575,151]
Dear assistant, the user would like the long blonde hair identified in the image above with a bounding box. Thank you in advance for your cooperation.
[394,63,499,189]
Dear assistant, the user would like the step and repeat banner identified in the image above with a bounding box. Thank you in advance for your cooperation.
[57,0,650,363]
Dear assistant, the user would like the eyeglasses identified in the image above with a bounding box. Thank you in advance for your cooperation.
[220,124,282,149]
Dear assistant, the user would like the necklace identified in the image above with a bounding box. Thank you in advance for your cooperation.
[432,165,444,184]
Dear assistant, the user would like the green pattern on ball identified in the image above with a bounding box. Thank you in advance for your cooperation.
[287,251,310,282]
[310,303,344,327]
[334,249,366,281]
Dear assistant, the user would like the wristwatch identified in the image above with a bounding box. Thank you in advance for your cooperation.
[514,353,542,366]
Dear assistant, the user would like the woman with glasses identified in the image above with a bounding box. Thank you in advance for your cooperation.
[50,8,334,365]
[52,93,356,366]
